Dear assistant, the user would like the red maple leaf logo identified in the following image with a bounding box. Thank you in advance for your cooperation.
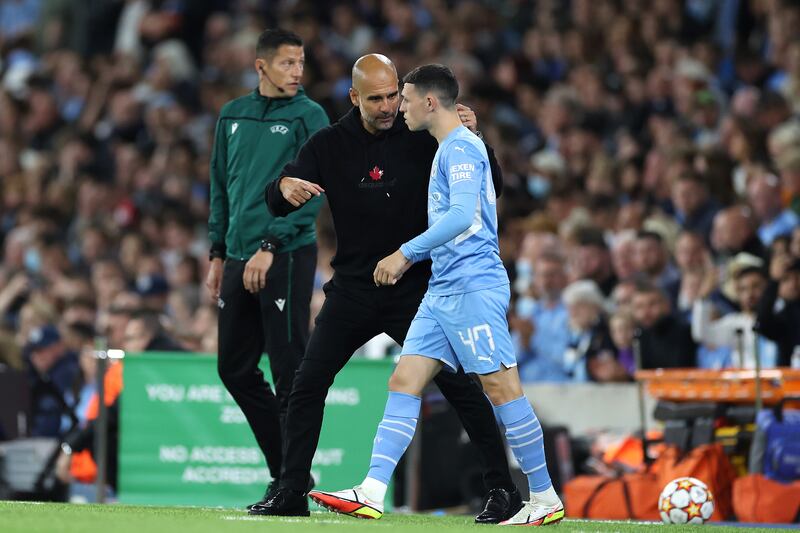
[369,166,384,181]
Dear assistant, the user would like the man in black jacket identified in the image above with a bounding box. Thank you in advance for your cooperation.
[632,282,697,369]
[756,256,800,365]
[256,54,520,523]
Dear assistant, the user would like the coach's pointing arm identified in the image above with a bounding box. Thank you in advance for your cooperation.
[266,133,326,217]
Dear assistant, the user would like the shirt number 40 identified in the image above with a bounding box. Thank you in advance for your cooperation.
[458,324,495,362]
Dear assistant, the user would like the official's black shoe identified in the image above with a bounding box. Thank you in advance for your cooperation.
[474,486,524,524]
[249,488,310,517]
[246,476,315,511]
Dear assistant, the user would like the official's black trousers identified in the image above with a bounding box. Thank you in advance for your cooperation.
[280,276,514,493]
[217,244,316,479]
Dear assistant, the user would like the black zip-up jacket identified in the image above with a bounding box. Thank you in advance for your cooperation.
[755,280,800,366]
[266,107,503,290]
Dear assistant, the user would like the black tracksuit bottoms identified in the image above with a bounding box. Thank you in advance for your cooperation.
[217,244,316,479]
[279,276,514,493]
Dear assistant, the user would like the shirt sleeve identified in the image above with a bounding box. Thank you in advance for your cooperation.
[400,142,485,263]
[266,133,323,218]
[208,115,229,252]
[691,299,730,347]
[264,106,330,245]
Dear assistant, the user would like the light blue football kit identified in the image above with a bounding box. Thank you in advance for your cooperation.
[399,125,516,374]
[367,125,554,497]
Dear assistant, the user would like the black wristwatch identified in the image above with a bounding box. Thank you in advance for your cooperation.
[209,243,226,261]
[260,239,278,253]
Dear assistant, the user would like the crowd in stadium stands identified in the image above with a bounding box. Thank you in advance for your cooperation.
[2,0,800,443]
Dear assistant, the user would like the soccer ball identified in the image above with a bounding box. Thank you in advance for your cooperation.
[658,476,715,524]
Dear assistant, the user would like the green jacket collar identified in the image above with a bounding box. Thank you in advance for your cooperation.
[249,86,306,106]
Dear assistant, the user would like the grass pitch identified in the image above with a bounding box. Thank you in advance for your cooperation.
[0,501,796,532]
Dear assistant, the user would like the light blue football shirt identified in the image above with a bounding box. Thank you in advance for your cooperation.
[400,125,508,295]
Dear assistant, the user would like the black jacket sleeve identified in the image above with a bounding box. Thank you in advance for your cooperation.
[64,400,119,453]
[755,280,785,342]
[485,141,503,198]
[265,134,324,218]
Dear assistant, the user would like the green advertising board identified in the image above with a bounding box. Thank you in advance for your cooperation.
[119,353,394,507]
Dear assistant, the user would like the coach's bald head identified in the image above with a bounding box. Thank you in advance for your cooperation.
[350,54,401,134]
[352,54,397,91]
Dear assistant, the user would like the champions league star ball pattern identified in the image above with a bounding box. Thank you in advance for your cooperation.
[658,477,715,524]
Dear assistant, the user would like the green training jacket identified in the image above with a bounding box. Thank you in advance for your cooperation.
[208,87,329,260]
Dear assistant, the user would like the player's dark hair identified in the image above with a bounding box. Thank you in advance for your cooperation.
[256,28,303,58]
[403,64,459,107]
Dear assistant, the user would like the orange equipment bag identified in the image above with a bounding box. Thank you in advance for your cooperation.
[564,472,661,520]
[653,443,737,521]
[733,474,800,523]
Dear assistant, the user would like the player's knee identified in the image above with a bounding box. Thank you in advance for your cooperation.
[387,368,421,395]
[480,371,523,406]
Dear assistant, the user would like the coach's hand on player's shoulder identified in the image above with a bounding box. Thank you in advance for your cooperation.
[456,103,477,133]
[279,176,325,207]
[374,249,411,286]
[243,250,274,293]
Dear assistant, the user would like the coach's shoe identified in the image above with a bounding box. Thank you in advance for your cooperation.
[309,486,384,519]
[499,500,564,526]
[475,486,524,524]
[248,488,310,517]
[247,475,315,511]
[247,480,279,511]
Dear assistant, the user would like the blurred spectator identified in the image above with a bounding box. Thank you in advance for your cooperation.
[776,147,800,216]
[511,253,570,383]
[25,324,80,438]
[561,280,622,382]
[746,171,800,246]
[670,172,720,240]
[122,312,185,353]
[755,256,800,366]
[570,227,617,297]
[692,265,778,369]
[633,230,679,292]
[632,283,697,369]
[710,206,766,261]
[608,311,636,378]
[134,273,171,313]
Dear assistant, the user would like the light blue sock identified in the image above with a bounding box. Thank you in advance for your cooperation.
[366,392,421,484]
[496,396,552,492]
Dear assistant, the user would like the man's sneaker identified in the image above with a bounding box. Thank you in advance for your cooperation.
[309,486,384,519]
[475,487,524,524]
[499,500,565,526]
[247,476,315,511]
[248,488,309,517]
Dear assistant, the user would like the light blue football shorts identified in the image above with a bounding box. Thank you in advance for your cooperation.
[400,284,517,374]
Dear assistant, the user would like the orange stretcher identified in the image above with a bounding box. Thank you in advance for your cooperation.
[635,368,800,405]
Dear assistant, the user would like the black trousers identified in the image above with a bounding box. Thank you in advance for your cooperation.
[280,277,514,493]
[217,244,316,479]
